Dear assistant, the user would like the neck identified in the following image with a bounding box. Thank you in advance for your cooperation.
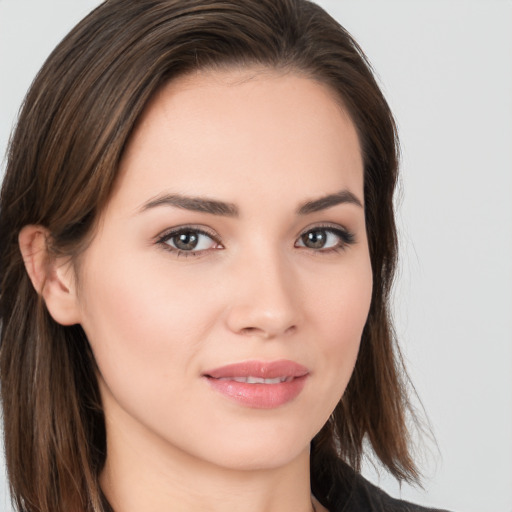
[100,416,317,512]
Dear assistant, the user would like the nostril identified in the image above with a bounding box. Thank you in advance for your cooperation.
[240,326,265,336]
[284,325,297,336]
[239,325,297,338]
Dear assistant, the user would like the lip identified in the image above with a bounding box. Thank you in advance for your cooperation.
[203,359,309,409]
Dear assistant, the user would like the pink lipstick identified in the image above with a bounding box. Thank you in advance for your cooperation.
[203,360,309,409]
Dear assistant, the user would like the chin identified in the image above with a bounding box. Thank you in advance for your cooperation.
[187,420,316,472]
[211,442,310,472]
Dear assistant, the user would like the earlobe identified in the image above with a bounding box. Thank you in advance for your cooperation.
[18,225,81,326]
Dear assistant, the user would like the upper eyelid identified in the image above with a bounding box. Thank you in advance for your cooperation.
[156,222,350,236]
[298,225,354,239]
[156,224,220,242]
[155,223,353,240]
[296,222,352,237]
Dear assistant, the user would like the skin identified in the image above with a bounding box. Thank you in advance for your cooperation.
[21,68,372,512]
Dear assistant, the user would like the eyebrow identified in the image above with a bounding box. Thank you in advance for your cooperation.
[141,194,239,216]
[297,190,363,214]
[139,189,362,217]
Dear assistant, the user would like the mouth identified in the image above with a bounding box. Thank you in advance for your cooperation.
[216,376,293,384]
[203,360,309,409]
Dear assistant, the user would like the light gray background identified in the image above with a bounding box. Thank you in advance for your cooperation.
[1,1,511,511]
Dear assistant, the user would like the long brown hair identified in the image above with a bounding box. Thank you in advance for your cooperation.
[1,1,418,510]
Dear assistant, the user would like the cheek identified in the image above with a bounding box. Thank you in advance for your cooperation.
[314,254,372,344]
[76,250,220,393]
[309,256,372,401]
[76,255,224,438]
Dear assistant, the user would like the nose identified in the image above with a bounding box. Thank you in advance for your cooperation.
[224,250,301,340]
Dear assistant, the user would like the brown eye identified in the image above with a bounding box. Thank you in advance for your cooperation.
[295,227,354,251]
[172,231,200,251]
[160,228,219,253]
[300,230,328,249]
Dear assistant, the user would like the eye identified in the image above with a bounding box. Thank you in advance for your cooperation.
[157,227,221,255]
[295,226,354,251]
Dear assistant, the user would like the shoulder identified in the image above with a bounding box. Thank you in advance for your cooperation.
[340,472,452,512]
[313,456,452,512]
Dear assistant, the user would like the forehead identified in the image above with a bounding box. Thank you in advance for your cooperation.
[112,67,364,213]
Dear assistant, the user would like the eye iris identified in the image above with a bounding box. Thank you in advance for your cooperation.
[302,230,326,249]
[174,231,199,250]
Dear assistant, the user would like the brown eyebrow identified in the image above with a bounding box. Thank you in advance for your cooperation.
[140,189,362,217]
[297,190,363,215]
[140,194,239,217]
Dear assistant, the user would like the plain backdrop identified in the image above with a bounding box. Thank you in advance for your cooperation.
[1,1,511,511]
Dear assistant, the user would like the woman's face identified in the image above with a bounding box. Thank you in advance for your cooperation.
[74,68,372,471]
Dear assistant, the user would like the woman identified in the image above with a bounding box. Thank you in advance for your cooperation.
[0,1,450,511]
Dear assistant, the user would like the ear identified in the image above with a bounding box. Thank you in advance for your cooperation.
[18,225,81,326]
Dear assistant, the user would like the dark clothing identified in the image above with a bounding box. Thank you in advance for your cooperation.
[313,457,451,512]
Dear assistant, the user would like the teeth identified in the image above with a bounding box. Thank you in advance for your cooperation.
[218,376,289,384]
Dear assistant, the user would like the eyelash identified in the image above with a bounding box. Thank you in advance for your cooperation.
[295,224,355,254]
[155,224,355,258]
[156,226,221,258]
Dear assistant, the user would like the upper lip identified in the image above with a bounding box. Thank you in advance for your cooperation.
[204,359,309,379]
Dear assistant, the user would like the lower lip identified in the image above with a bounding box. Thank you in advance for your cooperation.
[205,375,308,409]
